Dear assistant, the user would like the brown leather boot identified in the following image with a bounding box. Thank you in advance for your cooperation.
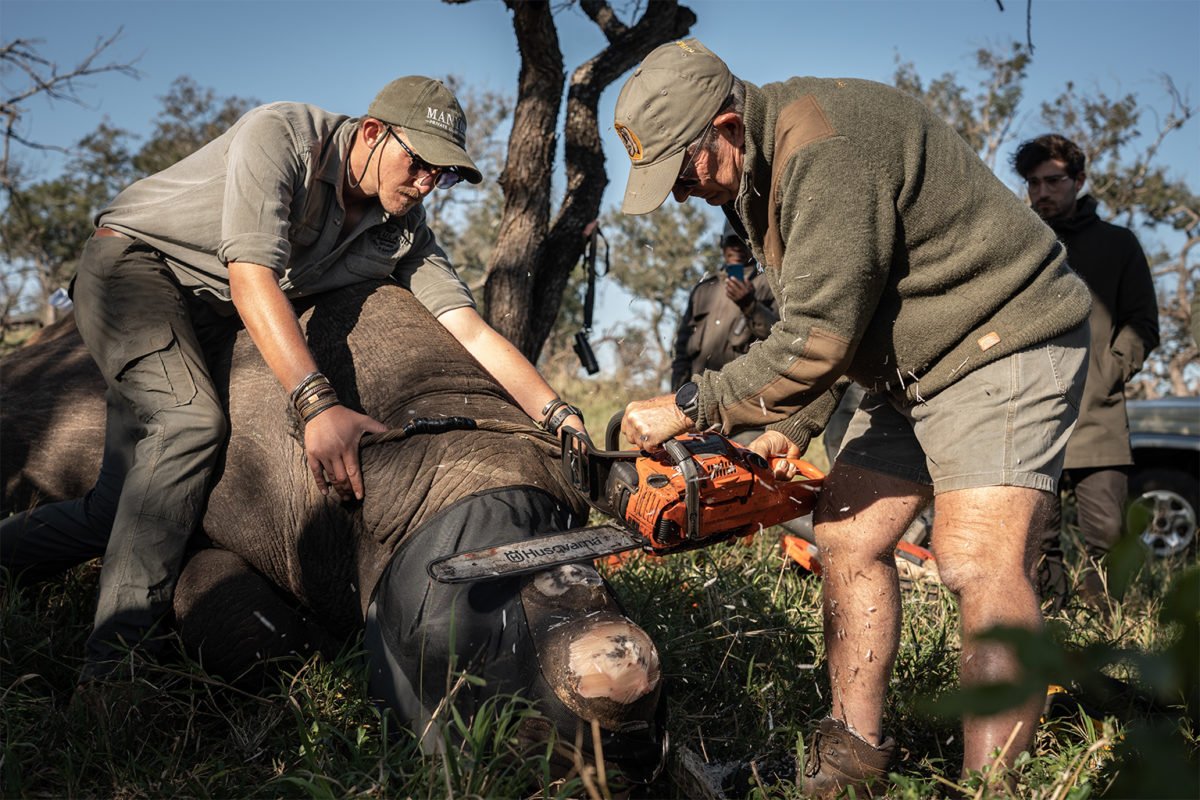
[801,717,895,798]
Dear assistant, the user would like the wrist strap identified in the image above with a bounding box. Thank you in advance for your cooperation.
[540,398,567,423]
[539,398,583,435]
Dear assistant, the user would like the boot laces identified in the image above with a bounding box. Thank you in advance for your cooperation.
[804,726,843,778]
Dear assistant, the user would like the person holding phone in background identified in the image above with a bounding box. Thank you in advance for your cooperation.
[670,230,778,437]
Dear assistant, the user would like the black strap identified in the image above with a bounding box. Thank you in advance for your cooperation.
[572,223,609,375]
[360,417,556,453]
[720,203,760,273]
[580,223,609,331]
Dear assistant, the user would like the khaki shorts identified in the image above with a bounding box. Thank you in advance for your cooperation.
[837,324,1089,494]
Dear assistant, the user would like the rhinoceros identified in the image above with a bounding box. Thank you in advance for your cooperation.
[1,281,665,780]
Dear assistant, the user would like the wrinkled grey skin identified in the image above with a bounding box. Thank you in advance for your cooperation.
[1,281,582,664]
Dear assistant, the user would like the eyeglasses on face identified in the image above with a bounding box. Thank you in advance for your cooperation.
[387,127,463,190]
[674,125,716,192]
[1025,174,1074,190]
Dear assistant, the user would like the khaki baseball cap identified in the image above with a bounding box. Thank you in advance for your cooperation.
[368,76,483,184]
[614,39,733,215]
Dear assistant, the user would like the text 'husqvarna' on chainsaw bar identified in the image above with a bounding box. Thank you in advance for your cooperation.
[426,427,824,583]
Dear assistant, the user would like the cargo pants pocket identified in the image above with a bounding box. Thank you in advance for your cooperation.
[114,324,199,422]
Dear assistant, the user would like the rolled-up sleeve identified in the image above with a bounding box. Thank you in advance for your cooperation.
[217,109,303,272]
[393,219,477,317]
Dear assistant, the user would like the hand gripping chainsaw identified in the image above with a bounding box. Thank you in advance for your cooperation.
[426,424,824,583]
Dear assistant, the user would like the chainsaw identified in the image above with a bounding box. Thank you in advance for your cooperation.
[426,421,824,583]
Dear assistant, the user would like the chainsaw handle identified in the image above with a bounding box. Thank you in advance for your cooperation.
[767,457,825,481]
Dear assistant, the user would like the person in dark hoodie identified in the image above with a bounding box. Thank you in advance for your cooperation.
[1013,134,1160,613]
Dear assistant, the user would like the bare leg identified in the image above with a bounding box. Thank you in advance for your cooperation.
[932,486,1052,774]
[814,464,931,745]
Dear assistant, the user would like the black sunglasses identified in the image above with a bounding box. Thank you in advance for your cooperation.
[387,127,463,190]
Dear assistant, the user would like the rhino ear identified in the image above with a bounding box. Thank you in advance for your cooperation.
[175,548,336,685]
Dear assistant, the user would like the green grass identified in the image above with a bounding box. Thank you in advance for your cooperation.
[1,563,592,798]
[4,540,1196,799]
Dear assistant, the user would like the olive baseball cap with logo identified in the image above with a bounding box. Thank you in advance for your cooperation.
[614,39,733,215]
[368,76,483,184]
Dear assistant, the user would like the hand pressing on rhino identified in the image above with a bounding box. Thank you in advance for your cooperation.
[230,260,388,502]
[304,404,388,500]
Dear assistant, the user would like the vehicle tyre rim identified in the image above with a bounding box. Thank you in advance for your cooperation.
[1127,489,1197,558]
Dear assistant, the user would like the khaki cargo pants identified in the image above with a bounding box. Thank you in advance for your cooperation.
[0,233,240,678]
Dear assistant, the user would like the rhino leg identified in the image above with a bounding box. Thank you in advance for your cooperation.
[175,548,339,684]
[364,487,666,784]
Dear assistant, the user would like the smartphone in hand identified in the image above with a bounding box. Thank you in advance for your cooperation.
[725,263,744,282]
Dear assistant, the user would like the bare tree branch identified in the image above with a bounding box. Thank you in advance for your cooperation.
[1,30,140,190]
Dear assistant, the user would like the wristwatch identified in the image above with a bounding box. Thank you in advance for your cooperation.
[674,381,700,424]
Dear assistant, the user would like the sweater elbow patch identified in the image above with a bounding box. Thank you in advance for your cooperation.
[716,327,851,427]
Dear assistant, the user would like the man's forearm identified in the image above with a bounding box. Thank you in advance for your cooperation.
[228,261,318,391]
[743,299,779,340]
[437,306,573,426]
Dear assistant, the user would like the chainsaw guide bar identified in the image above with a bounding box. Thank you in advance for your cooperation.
[427,523,643,583]
[426,426,824,584]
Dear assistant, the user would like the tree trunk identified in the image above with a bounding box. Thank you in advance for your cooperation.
[483,0,695,362]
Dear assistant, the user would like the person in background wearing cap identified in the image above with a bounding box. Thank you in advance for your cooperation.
[612,40,1092,794]
[0,76,582,685]
[670,231,777,403]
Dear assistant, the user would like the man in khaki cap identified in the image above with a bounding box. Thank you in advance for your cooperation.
[613,39,1092,794]
[0,76,581,684]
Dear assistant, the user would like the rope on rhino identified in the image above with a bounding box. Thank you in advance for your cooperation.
[360,416,561,457]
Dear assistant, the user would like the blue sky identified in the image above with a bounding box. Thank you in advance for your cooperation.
[7,0,1197,192]
[5,0,1199,334]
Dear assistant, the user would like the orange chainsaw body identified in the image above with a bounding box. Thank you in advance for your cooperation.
[573,431,824,555]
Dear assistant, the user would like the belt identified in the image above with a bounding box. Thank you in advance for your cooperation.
[94,227,132,239]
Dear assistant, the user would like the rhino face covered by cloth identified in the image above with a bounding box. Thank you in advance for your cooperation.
[0,281,665,784]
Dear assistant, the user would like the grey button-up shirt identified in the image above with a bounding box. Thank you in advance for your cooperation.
[97,102,475,317]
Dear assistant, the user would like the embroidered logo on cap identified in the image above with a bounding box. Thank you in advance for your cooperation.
[614,123,644,162]
[426,106,465,138]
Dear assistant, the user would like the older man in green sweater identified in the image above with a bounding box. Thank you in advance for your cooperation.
[613,40,1091,795]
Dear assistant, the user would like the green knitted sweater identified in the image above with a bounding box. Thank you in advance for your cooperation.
[695,77,1091,450]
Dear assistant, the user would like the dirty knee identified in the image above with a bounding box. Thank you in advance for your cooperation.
[815,527,892,569]
[934,555,997,596]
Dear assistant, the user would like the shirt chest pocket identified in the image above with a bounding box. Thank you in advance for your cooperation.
[290,222,321,248]
[289,183,332,248]
[342,250,396,279]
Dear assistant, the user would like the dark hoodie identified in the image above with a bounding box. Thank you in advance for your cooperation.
[1052,195,1159,467]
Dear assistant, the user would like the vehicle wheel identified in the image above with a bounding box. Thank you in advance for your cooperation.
[1126,467,1198,558]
